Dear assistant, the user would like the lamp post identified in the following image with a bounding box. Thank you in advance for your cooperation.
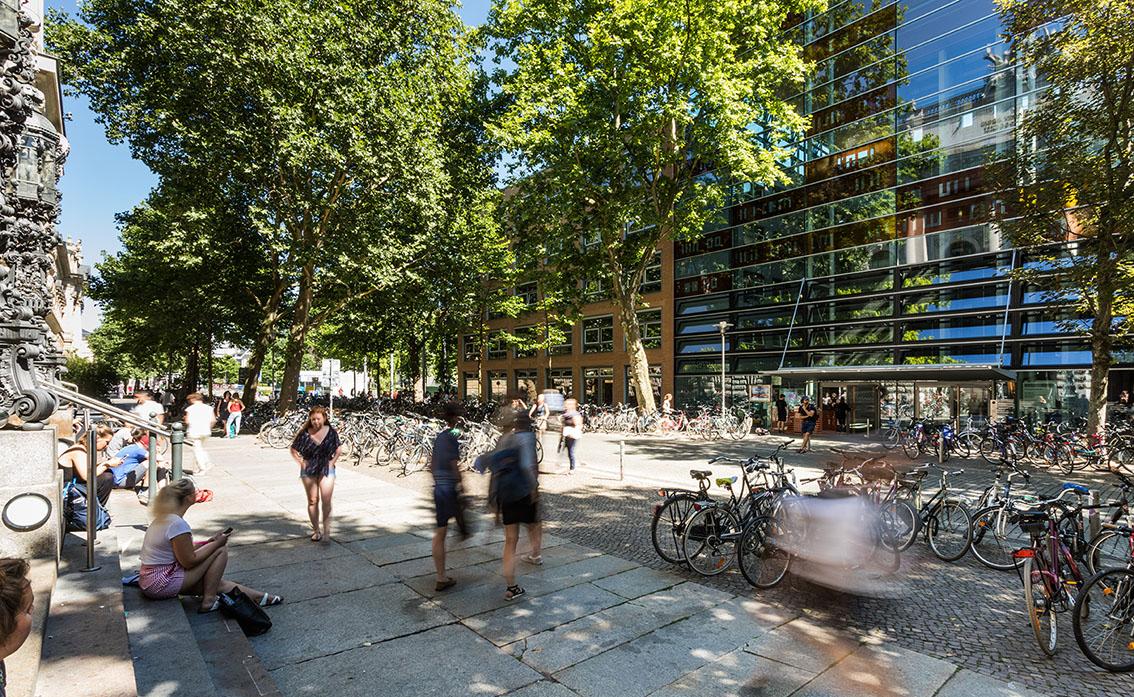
[716,320,733,412]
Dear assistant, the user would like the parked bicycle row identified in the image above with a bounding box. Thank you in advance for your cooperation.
[650,441,1134,672]
[582,403,755,440]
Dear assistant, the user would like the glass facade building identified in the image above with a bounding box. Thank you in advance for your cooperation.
[672,0,1122,424]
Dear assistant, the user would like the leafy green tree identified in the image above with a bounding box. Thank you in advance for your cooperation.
[64,355,121,399]
[995,0,1134,432]
[484,0,819,412]
[50,0,477,412]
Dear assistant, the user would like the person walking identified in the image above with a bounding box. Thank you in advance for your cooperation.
[774,393,788,433]
[289,406,341,543]
[561,398,582,474]
[139,479,281,612]
[798,396,817,453]
[430,402,467,592]
[216,391,231,427]
[226,396,244,438]
[528,393,548,440]
[184,393,216,475]
[488,407,541,601]
[835,395,850,433]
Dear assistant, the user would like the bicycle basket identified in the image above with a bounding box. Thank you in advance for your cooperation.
[1014,510,1049,534]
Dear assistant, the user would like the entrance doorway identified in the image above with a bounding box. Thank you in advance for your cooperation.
[584,367,614,406]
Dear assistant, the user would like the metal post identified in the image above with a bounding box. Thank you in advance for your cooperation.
[82,421,101,572]
[619,438,624,481]
[147,432,158,501]
[170,422,184,480]
[1088,489,1100,539]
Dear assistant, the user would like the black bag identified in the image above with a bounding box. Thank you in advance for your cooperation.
[218,588,272,636]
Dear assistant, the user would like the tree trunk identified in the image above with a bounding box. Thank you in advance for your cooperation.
[1088,335,1111,436]
[206,333,214,399]
[184,339,200,400]
[278,263,316,414]
[241,314,279,404]
[618,298,656,413]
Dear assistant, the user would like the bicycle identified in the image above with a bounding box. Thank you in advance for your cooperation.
[897,463,973,562]
[1072,521,1134,672]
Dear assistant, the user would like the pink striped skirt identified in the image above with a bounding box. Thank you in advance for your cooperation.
[139,562,186,599]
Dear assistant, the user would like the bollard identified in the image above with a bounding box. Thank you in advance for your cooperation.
[148,432,158,501]
[1088,489,1100,539]
[82,425,102,572]
[619,439,625,481]
[171,423,184,480]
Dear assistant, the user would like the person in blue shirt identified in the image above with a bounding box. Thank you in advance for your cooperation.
[104,437,167,492]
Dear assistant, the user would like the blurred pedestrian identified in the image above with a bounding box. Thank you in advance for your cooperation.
[487,407,540,601]
[835,395,849,433]
[0,558,33,696]
[290,406,341,542]
[561,398,582,474]
[132,389,165,427]
[774,393,788,432]
[798,396,817,453]
[661,393,673,414]
[226,396,244,438]
[184,392,216,475]
[430,402,467,592]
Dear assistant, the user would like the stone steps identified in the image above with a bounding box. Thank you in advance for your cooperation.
[35,532,134,697]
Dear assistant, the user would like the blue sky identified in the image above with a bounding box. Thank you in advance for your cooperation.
[50,0,494,267]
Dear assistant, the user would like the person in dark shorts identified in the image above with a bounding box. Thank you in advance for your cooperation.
[798,396,817,453]
[430,402,467,592]
[774,394,788,432]
[491,406,539,601]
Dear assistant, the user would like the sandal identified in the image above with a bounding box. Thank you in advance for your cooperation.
[310,531,323,542]
[198,598,221,614]
[505,585,525,601]
[435,578,457,592]
[259,594,283,607]
[522,554,543,566]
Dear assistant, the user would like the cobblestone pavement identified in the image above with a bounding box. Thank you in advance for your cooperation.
[341,429,1130,697]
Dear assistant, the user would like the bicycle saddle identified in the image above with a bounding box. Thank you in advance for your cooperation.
[716,476,738,487]
[1061,482,1090,495]
[690,469,712,479]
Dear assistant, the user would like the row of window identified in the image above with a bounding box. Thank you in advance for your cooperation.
[462,365,663,406]
[462,310,663,361]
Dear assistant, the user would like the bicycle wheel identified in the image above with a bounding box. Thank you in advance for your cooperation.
[651,494,700,564]
[681,505,739,576]
[902,434,922,460]
[881,500,918,552]
[1073,567,1134,672]
[970,505,1027,571]
[1022,555,1058,656]
[534,437,544,465]
[737,516,790,588]
[1086,529,1131,576]
[925,501,972,562]
[979,436,1001,464]
[952,436,972,460]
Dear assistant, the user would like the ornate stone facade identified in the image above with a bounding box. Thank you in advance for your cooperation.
[0,0,66,426]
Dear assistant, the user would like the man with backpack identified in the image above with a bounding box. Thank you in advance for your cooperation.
[485,403,540,601]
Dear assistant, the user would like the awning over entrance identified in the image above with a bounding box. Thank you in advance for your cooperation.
[761,364,1017,382]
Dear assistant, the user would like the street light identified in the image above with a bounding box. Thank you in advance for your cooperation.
[716,320,733,412]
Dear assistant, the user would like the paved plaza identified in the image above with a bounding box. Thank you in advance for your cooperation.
[65,432,1134,697]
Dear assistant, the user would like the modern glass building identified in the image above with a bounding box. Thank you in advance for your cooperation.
[672,0,1114,425]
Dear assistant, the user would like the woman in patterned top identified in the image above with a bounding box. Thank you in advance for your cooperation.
[290,406,341,542]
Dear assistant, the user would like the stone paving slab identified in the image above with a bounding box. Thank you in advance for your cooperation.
[505,681,582,697]
[791,643,958,697]
[646,649,816,697]
[519,554,638,596]
[226,537,354,574]
[592,566,683,599]
[380,544,500,579]
[251,582,456,670]
[464,583,627,646]
[936,669,1049,697]
[269,624,542,697]
[742,616,859,676]
[234,553,396,603]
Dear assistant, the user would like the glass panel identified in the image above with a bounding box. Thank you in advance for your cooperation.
[583,316,614,353]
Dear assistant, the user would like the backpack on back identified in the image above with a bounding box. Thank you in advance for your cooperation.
[62,480,111,532]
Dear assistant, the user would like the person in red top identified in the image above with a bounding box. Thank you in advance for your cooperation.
[226,397,244,439]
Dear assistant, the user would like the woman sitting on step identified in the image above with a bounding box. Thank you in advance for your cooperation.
[138,478,283,613]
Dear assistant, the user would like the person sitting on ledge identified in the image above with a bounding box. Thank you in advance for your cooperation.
[138,478,282,613]
[0,558,33,697]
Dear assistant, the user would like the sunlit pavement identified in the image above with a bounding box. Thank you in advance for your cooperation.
[351,430,1130,697]
[101,435,1059,697]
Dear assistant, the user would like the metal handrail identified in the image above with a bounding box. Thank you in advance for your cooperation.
[41,383,173,437]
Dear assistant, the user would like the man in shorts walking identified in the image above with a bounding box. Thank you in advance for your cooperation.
[430,402,467,592]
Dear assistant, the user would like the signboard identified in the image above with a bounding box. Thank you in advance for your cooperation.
[749,384,772,402]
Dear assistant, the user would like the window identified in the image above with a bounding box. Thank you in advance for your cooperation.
[625,365,662,405]
[584,367,614,405]
[583,230,602,249]
[515,370,538,402]
[517,282,538,308]
[640,251,662,294]
[583,316,614,353]
[585,277,609,301]
[488,371,508,401]
[462,335,478,361]
[548,368,574,396]
[549,326,573,356]
[463,372,481,399]
[637,309,662,350]
[513,326,537,359]
[486,332,507,361]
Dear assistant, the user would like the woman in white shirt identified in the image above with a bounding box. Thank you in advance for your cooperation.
[139,479,282,613]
